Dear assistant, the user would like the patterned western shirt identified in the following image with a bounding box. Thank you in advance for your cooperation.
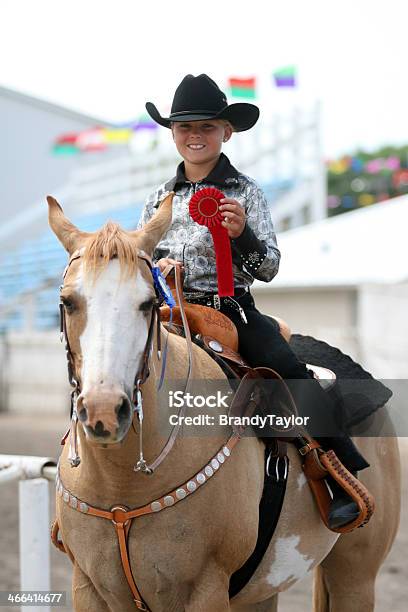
[137,153,281,293]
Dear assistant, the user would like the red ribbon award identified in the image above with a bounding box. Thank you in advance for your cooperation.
[189,187,234,297]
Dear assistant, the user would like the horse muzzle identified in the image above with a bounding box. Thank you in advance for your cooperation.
[76,388,133,443]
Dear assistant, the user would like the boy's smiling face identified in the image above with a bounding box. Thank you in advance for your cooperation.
[172,119,232,168]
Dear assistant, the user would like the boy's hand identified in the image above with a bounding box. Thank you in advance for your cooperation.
[156,258,184,273]
[219,198,246,239]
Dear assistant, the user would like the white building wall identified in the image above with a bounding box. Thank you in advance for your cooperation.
[357,282,408,378]
[0,332,70,413]
[252,286,360,362]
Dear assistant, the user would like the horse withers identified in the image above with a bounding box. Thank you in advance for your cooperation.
[48,193,401,612]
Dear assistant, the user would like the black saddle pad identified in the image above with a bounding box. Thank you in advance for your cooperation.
[290,333,393,429]
[229,448,288,599]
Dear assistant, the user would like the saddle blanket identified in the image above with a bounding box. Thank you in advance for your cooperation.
[290,334,393,429]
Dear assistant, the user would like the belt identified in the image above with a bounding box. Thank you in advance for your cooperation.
[185,291,248,324]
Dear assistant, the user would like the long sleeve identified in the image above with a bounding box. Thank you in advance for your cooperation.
[231,181,281,282]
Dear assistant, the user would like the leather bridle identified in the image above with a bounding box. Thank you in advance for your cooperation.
[59,247,194,473]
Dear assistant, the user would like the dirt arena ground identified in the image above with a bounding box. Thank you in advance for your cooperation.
[0,413,406,611]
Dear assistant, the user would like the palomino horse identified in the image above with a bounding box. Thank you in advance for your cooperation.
[48,193,400,612]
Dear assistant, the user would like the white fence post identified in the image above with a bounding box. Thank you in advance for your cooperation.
[18,478,51,612]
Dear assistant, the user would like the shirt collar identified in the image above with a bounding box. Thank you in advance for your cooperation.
[164,153,240,193]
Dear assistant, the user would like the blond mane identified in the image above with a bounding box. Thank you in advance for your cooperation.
[83,222,139,280]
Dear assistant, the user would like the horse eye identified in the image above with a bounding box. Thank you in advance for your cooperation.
[139,299,154,313]
[61,297,76,314]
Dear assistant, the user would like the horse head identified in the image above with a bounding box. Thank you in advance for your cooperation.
[47,193,173,444]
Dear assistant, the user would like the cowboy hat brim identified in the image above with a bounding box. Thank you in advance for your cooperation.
[145,102,259,132]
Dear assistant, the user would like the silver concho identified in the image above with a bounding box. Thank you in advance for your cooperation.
[151,501,162,512]
[223,446,231,457]
[164,495,175,506]
[69,496,78,509]
[208,340,223,353]
[205,465,214,477]
[211,458,220,470]
[187,481,196,492]
[217,452,225,463]
[176,488,187,500]
[63,490,69,503]
[196,473,206,485]
[79,502,89,513]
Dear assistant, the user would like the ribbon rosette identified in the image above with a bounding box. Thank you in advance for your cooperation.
[189,187,234,297]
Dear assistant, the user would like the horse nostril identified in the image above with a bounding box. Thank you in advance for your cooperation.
[94,420,110,437]
[116,398,131,424]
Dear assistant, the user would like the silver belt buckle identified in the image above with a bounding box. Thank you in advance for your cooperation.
[213,294,221,310]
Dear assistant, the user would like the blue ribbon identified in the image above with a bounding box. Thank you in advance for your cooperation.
[152,267,176,308]
[151,267,176,391]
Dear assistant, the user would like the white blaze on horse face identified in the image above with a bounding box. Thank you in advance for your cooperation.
[266,535,314,588]
[77,260,153,396]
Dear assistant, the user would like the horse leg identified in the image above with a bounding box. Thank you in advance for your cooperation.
[313,435,400,612]
[314,549,377,612]
[184,564,231,612]
[231,594,279,611]
[72,563,110,612]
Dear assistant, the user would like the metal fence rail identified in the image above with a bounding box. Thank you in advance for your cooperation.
[0,455,57,612]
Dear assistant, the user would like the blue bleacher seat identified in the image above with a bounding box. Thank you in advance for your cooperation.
[0,203,144,332]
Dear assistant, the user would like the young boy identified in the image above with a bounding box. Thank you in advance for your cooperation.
[138,73,368,528]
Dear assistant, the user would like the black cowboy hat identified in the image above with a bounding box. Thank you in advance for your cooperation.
[145,74,259,132]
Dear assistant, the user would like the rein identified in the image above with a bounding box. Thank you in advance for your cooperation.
[59,249,194,473]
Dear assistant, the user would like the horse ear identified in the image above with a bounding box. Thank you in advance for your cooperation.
[47,195,91,254]
[134,192,174,256]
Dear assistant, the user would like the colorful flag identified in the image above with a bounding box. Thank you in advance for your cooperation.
[328,158,350,174]
[384,156,400,171]
[273,66,296,87]
[365,159,383,174]
[132,114,158,131]
[53,143,79,155]
[358,193,375,206]
[228,77,256,99]
[350,157,364,173]
[52,115,158,155]
[55,132,78,145]
[77,128,106,152]
[53,132,80,155]
[103,127,133,144]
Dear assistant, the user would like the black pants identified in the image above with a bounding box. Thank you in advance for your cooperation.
[217,291,369,472]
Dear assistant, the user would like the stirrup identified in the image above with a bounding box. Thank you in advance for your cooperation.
[300,441,375,533]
